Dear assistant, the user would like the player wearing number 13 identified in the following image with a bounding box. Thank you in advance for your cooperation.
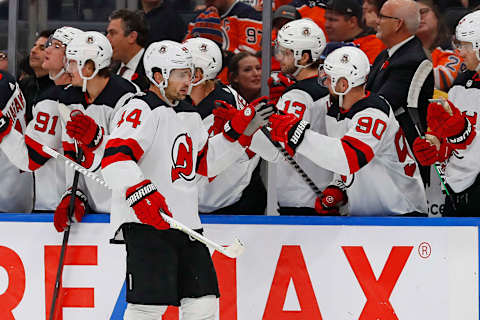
[270,46,427,216]
[270,18,333,215]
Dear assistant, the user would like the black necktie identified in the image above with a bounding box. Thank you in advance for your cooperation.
[119,66,128,77]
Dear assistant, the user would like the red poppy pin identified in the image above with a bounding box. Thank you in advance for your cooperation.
[131,73,138,81]
[381,60,390,70]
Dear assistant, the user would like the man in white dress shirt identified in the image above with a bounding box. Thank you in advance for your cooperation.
[107,9,150,90]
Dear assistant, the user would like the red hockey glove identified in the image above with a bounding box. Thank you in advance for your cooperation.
[185,6,223,46]
[412,137,439,166]
[268,72,295,105]
[0,110,12,143]
[314,186,348,215]
[54,188,88,232]
[269,113,310,156]
[126,179,172,230]
[66,112,104,150]
[427,99,461,135]
[222,96,275,146]
[440,116,476,150]
[211,100,238,135]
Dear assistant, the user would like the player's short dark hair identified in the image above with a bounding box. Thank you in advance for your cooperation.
[109,9,149,48]
[86,60,111,78]
[38,29,54,39]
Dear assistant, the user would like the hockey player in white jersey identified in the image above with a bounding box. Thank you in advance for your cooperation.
[413,10,480,216]
[271,18,333,215]
[50,31,140,232]
[0,70,34,212]
[0,27,82,211]
[100,40,273,320]
[269,46,428,216]
[184,37,267,214]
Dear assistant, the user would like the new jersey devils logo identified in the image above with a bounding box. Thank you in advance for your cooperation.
[171,133,195,182]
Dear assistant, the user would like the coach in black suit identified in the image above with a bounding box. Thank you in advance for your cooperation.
[366,0,434,150]
[107,9,150,91]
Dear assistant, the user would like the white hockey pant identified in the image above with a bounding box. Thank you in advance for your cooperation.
[124,295,217,320]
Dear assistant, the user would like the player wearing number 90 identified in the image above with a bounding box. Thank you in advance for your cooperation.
[100,40,271,320]
[270,46,427,216]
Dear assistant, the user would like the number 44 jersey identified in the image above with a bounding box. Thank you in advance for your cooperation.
[298,92,427,216]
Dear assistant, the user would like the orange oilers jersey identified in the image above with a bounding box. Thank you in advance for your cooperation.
[187,2,263,54]
[431,47,464,92]
[353,34,386,65]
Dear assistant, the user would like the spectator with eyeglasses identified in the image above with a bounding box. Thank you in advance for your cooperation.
[366,0,434,157]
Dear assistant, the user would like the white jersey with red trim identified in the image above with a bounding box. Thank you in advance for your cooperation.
[0,70,34,212]
[274,77,332,208]
[297,92,427,215]
[58,75,140,213]
[196,83,261,213]
[101,91,246,232]
[442,70,480,193]
[1,85,66,210]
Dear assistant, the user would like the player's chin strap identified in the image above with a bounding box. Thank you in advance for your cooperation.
[156,79,180,107]
[292,61,313,78]
[49,68,66,81]
[42,144,245,259]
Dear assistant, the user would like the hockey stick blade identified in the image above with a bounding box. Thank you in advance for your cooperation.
[43,144,245,258]
[160,212,245,258]
[407,59,433,135]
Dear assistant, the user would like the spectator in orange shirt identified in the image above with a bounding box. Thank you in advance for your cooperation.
[416,0,464,92]
[290,0,327,37]
[324,0,385,64]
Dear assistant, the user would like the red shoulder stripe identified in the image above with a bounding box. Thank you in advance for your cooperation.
[102,138,144,169]
[341,135,374,174]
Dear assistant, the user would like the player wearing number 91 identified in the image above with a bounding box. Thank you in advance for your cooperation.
[100,40,271,320]
[0,27,82,212]
[269,46,427,216]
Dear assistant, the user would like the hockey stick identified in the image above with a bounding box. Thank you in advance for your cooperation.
[260,127,323,197]
[48,147,82,320]
[42,145,245,258]
[406,60,453,201]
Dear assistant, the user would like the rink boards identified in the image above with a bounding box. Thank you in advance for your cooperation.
[0,214,478,319]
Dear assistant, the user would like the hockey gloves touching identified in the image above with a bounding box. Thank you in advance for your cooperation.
[126,179,172,230]
[54,188,88,232]
[427,100,476,150]
[268,72,295,106]
[0,110,11,143]
[269,113,310,156]
[412,136,453,166]
[218,96,275,146]
[314,185,348,216]
[66,111,104,151]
